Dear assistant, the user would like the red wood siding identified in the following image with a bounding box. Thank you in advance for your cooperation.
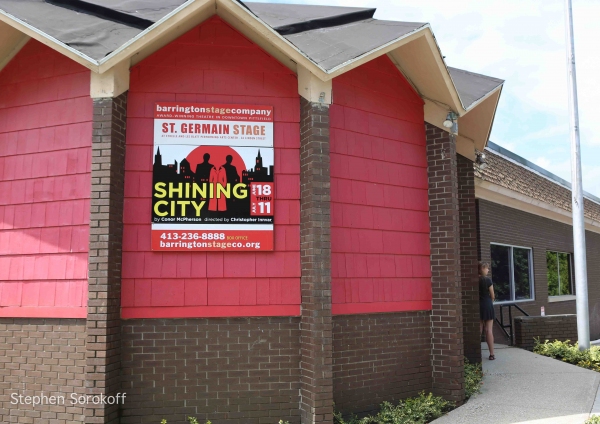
[330,56,431,315]
[122,17,300,318]
[0,40,92,318]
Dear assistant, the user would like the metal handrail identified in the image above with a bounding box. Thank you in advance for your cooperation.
[495,303,529,345]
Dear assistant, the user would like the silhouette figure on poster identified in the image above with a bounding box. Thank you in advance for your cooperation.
[194,153,214,183]
[208,166,227,212]
[223,155,240,185]
[222,155,240,216]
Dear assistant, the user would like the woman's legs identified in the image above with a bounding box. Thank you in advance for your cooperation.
[485,319,495,357]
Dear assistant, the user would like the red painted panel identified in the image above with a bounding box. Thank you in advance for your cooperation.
[134,279,152,306]
[0,40,91,318]
[207,278,240,305]
[239,280,257,305]
[151,279,185,306]
[331,56,431,315]
[184,279,208,306]
[121,279,136,307]
[122,17,300,318]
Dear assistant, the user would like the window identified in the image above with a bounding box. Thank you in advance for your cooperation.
[546,251,574,296]
[490,243,534,302]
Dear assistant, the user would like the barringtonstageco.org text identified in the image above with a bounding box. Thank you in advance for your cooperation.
[11,392,126,406]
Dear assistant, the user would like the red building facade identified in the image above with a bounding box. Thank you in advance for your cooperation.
[121,17,302,319]
[0,41,91,318]
[330,56,431,315]
[0,2,503,423]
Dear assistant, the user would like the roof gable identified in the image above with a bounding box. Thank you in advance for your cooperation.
[0,0,504,154]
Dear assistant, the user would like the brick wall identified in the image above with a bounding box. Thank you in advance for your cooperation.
[332,312,432,416]
[0,40,92,318]
[329,55,431,315]
[514,315,577,351]
[0,318,87,423]
[122,16,301,318]
[120,318,301,424]
[477,199,600,341]
[425,124,464,402]
[299,98,333,423]
[86,93,128,423]
[457,155,480,363]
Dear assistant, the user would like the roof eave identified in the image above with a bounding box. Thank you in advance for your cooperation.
[216,0,329,77]
[426,31,468,114]
[323,23,430,77]
[482,84,503,148]
[0,8,100,71]
[0,0,499,135]
[98,0,214,73]
[218,0,474,121]
[0,20,29,72]
[457,84,503,155]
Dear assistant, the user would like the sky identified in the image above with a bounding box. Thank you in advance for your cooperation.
[256,0,600,197]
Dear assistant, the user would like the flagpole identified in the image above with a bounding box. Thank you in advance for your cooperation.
[565,0,589,350]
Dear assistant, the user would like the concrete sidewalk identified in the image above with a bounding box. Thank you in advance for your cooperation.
[432,343,600,424]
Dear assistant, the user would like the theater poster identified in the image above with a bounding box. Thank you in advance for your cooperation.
[151,102,274,251]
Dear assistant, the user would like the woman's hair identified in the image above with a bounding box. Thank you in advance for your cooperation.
[478,262,490,275]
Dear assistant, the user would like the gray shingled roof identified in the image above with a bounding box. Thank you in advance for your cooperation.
[242,2,375,32]
[486,141,600,204]
[478,142,600,216]
[0,0,503,109]
[82,0,187,22]
[0,0,187,60]
[243,2,426,71]
[0,0,145,60]
[284,19,426,71]
[449,67,504,109]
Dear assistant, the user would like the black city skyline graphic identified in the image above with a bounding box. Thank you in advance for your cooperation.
[152,146,274,224]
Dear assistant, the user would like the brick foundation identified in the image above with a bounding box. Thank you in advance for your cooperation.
[299,98,333,423]
[0,319,87,424]
[514,315,577,351]
[120,318,301,424]
[457,155,481,363]
[332,312,432,416]
[425,124,464,402]
[86,93,128,423]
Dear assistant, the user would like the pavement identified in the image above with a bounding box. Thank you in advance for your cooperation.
[431,343,600,424]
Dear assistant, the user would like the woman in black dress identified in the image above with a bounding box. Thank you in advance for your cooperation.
[479,262,496,360]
